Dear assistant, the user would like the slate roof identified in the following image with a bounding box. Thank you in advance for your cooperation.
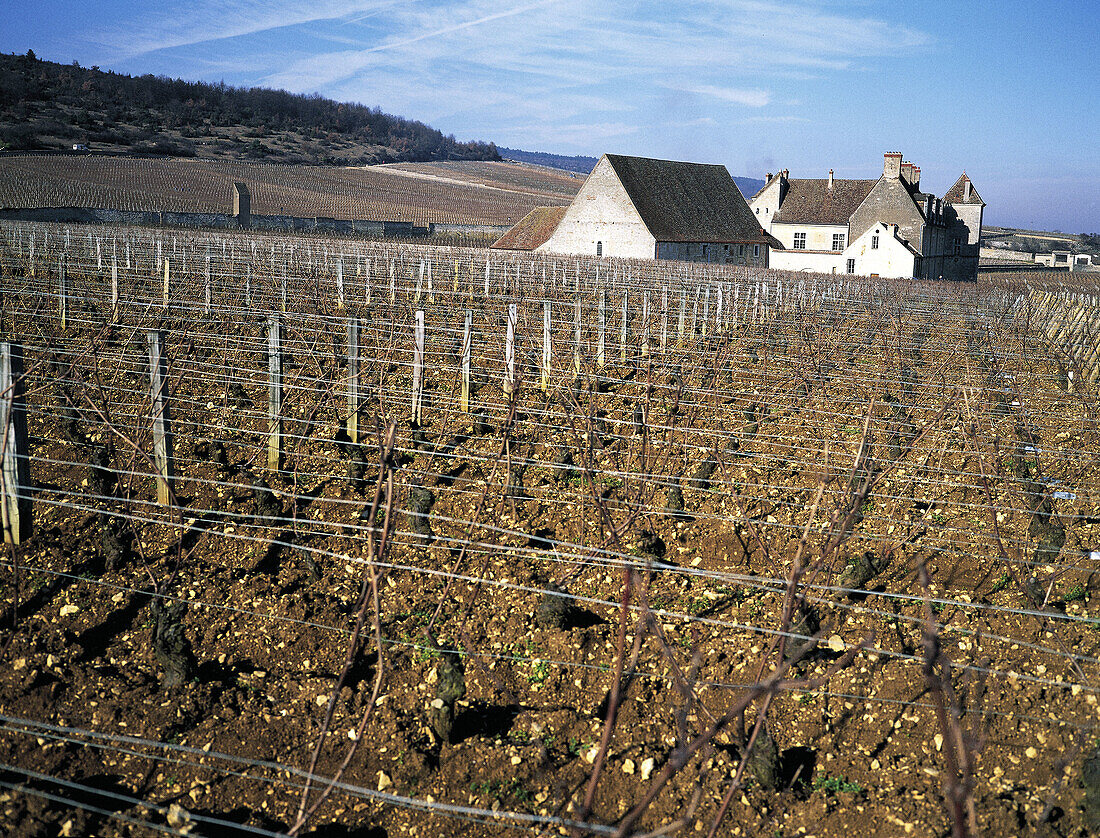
[490,206,567,250]
[943,174,985,206]
[603,154,766,243]
[771,178,878,225]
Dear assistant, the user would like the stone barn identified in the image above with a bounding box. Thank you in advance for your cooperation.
[494,154,769,265]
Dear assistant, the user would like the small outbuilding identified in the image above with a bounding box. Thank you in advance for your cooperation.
[490,206,567,251]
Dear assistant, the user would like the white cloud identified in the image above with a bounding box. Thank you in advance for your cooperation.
[98,1,401,61]
[666,85,771,108]
[86,0,931,157]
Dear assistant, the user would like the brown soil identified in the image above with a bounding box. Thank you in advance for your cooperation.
[1,231,1099,838]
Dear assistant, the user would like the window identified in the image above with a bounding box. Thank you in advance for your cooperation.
[753,244,760,257]
[723,244,730,257]
[701,244,709,261]
[846,258,856,274]
[737,245,745,257]
[793,232,807,250]
[871,235,879,250]
[596,241,602,256]
[832,233,846,251]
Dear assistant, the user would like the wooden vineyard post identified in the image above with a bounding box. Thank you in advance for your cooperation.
[678,288,686,347]
[146,331,174,506]
[573,297,582,380]
[620,290,629,363]
[1,342,31,544]
[660,286,668,350]
[389,260,396,304]
[484,261,491,298]
[347,318,361,444]
[58,258,68,330]
[412,310,425,426]
[111,247,119,321]
[541,301,551,393]
[280,265,287,314]
[716,285,723,334]
[204,251,212,316]
[336,258,345,309]
[427,261,434,304]
[642,289,650,357]
[504,303,517,396]
[267,316,283,473]
[416,261,424,305]
[245,265,252,308]
[461,311,472,413]
[453,259,460,293]
[163,258,170,309]
[702,286,710,338]
[597,291,607,370]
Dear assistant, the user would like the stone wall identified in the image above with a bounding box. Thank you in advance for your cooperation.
[0,207,505,239]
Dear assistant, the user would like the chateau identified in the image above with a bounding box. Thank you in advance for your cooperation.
[493,150,984,281]
[750,152,984,281]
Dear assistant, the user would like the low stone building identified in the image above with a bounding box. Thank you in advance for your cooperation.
[489,206,567,252]
[492,154,770,265]
[750,153,984,280]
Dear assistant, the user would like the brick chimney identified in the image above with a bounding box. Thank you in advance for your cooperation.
[900,161,913,183]
[912,166,920,190]
[828,169,834,189]
[884,152,903,179]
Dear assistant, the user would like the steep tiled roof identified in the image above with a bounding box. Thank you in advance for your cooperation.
[604,154,765,243]
[943,174,985,206]
[490,206,567,250]
[772,178,878,225]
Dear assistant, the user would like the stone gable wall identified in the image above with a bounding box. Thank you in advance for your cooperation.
[540,157,656,259]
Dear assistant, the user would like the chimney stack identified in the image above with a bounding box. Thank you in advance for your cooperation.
[912,166,920,190]
[900,161,914,183]
[883,152,903,179]
[766,172,772,181]
[828,169,834,189]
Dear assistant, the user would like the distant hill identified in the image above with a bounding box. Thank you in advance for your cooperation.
[498,148,764,200]
[497,147,598,175]
[0,50,500,165]
[733,176,765,200]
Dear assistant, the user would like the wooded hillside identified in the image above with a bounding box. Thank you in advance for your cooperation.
[0,50,500,165]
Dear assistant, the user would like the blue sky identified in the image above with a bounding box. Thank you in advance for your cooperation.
[5,1,1098,232]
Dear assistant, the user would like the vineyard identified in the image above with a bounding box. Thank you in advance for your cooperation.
[1,220,1100,837]
[0,157,577,227]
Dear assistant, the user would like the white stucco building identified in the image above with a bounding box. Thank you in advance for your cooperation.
[492,154,770,266]
[749,153,984,281]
